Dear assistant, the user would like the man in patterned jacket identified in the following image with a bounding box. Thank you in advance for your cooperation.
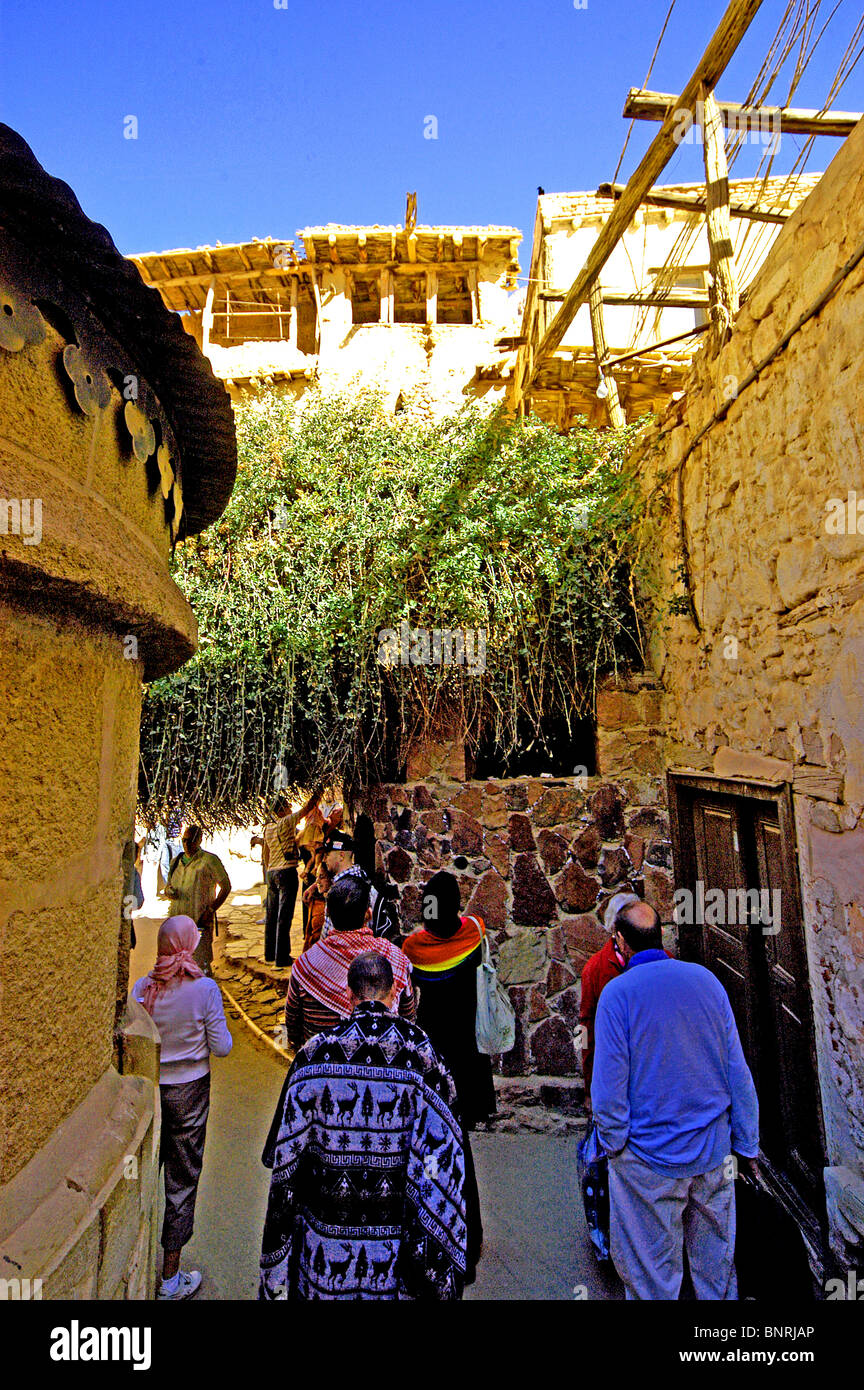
[259,951,467,1301]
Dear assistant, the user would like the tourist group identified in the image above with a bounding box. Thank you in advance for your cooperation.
[132,795,762,1301]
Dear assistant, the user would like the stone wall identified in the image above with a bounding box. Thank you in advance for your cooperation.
[628,117,864,1259]
[0,156,229,1299]
[0,1002,161,1300]
[364,773,672,1078]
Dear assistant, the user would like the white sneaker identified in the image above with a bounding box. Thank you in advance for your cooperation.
[157,1269,202,1300]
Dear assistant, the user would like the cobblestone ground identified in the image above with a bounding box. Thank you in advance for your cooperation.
[131,888,623,1300]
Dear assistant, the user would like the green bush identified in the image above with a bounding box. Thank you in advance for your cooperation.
[139,391,646,827]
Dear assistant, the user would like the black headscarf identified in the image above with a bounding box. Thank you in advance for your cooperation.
[421,870,463,939]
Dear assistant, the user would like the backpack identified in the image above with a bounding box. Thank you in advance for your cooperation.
[474,923,517,1056]
[372,880,402,943]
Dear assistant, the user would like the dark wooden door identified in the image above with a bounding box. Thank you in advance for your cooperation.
[690,797,759,1064]
[752,813,824,1202]
[672,779,825,1218]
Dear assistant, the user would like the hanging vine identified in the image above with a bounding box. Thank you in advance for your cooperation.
[138,390,647,829]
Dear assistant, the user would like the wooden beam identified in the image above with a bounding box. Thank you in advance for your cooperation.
[597,181,789,224]
[623,88,862,138]
[589,282,626,428]
[201,280,215,353]
[699,86,738,344]
[380,269,393,324]
[601,322,711,368]
[468,267,479,324]
[135,259,492,292]
[310,273,323,352]
[288,278,298,349]
[134,265,305,290]
[520,0,766,394]
[541,287,710,308]
[426,269,438,326]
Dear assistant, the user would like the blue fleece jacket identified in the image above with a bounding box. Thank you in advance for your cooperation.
[592,950,759,1177]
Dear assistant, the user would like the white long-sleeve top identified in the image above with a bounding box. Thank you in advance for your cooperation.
[131,975,233,1085]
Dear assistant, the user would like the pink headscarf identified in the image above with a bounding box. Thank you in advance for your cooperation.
[141,915,204,1015]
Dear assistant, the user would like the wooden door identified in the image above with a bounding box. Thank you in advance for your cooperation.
[689,796,759,1066]
[670,776,825,1221]
[752,813,824,1204]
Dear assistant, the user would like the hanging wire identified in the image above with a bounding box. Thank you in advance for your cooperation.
[611,0,679,186]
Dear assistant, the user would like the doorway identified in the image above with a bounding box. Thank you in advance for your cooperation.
[667,772,827,1253]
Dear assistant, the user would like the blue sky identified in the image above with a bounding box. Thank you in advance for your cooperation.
[1,0,861,264]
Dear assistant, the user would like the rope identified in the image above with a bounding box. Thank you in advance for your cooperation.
[611,0,678,187]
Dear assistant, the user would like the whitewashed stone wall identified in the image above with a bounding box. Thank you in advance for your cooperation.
[629,117,864,1262]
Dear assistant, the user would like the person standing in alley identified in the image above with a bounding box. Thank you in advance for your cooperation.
[318,829,379,941]
[132,915,233,1300]
[164,825,231,974]
[154,810,183,899]
[260,950,466,1300]
[262,791,320,967]
[402,870,495,1282]
[301,856,332,952]
[591,898,759,1300]
[579,891,640,1100]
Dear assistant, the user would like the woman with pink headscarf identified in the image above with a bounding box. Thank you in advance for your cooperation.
[131,916,233,1300]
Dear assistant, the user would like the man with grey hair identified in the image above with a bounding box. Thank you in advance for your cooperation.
[260,950,467,1300]
[592,898,759,1300]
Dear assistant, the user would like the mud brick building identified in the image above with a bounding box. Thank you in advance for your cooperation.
[130,221,524,417]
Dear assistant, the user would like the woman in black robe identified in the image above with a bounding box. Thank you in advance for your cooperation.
[402,870,496,1278]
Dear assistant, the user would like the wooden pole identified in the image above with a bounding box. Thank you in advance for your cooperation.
[699,86,739,345]
[426,269,438,325]
[202,279,215,353]
[288,278,298,349]
[518,0,765,399]
[310,273,324,352]
[468,267,479,324]
[589,282,626,428]
[380,269,393,324]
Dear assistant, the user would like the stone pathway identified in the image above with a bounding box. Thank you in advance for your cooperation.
[130,910,621,1300]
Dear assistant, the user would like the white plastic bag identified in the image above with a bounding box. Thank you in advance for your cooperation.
[475,928,516,1056]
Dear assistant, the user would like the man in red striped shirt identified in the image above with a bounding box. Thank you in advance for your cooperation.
[284,874,416,1050]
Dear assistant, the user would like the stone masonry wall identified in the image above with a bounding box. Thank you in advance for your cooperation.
[628,117,864,1258]
[363,774,673,1078]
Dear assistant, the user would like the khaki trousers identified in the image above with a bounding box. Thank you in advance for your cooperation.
[608,1146,737,1300]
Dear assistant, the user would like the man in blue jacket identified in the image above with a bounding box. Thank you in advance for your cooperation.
[592,898,759,1300]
